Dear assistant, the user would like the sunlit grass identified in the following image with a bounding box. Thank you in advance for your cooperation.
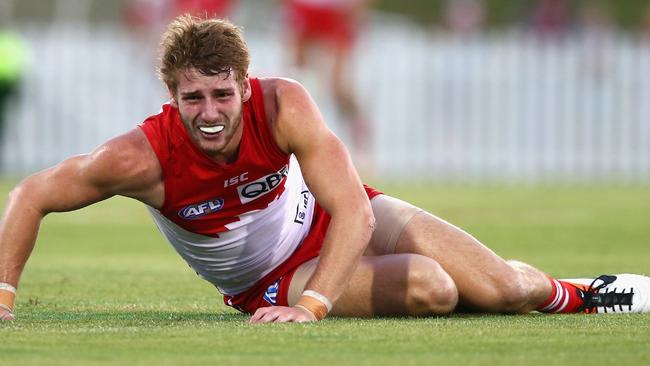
[1,181,649,365]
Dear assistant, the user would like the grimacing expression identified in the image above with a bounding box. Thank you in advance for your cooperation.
[171,68,250,163]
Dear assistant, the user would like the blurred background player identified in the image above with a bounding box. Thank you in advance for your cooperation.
[283,0,373,176]
[171,0,236,18]
[124,0,237,27]
[529,0,572,40]
[122,0,237,46]
[443,0,486,36]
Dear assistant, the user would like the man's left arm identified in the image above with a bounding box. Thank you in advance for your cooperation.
[250,79,375,323]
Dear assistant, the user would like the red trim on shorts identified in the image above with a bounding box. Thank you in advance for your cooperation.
[363,184,382,200]
[223,185,382,314]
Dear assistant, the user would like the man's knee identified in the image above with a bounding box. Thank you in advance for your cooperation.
[405,255,458,316]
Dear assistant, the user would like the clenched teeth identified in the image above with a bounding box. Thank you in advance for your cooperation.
[199,125,225,134]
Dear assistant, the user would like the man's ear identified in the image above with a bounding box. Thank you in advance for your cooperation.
[241,75,251,102]
[167,86,178,108]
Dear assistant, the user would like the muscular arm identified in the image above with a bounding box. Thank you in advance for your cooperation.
[0,128,162,317]
[251,79,374,322]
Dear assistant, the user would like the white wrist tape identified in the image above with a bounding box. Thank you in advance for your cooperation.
[302,290,333,312]
[0,283,16,294]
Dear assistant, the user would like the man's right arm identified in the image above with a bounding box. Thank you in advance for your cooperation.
[0,128,162,320]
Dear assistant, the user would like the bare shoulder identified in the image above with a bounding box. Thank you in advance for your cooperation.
[258,77,323,154]
[84,128,163,206]
[259,77,311,112]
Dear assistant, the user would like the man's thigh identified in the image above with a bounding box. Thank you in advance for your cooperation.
[391,201,551,311]
[365,194,423,256]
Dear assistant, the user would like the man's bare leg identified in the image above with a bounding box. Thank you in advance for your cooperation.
[382,195,650,314]
[289,194,548,316]
[371,195,552,313]
[330,45,373,177]
[394,209,551,313]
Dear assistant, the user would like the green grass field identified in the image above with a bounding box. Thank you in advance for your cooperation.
[1,180,649,365]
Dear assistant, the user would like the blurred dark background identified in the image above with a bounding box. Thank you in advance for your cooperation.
[1,0,649,183]
[3,1,649,29]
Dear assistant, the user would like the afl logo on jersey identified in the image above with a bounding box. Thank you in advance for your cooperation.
[178,198,225,220]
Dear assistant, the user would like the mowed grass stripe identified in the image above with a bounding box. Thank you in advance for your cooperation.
[1,180,649,365]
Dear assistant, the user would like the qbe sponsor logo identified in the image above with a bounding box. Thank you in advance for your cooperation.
[178,198,225,219]
[237,165,289,204]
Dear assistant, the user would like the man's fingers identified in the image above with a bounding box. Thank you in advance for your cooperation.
[252,309,281,323]
[249,306,319,324]
[259,311,281,323]
[0,310,15,321]
[250,307,283,323]
[249,307,272,323]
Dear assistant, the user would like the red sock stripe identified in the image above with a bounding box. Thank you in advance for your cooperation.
[538,278,584,314]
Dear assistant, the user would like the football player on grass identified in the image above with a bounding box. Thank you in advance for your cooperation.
[1,15,649,323]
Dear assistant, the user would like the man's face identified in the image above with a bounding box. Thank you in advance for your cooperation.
[171,68,250,162]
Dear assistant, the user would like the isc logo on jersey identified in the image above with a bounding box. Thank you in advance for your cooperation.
[237,165,289,204]
[178,198,225,220]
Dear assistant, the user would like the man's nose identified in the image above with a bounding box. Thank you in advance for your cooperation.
[200,98,220,122]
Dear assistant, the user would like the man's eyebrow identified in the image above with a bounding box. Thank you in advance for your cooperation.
[180,87,235,96]
[179,91,201,97]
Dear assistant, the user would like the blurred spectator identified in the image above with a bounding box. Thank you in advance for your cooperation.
[530,0,572,39]
[283,0,374,175]
[123,0,171,34]
[123,0,175,56]
[171,0,236,18]
[122,0,238,84]
[0,27,27,160]
[444,0,486,36]
[577,1,614,83]
[123,0,237,45]
[124,0,236,27]
[645,3,650,39]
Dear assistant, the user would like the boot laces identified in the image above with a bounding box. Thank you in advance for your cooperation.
[579,275,634,313]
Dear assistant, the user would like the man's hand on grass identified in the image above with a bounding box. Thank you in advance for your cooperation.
[249,305,317,323]
[0,304,15,321]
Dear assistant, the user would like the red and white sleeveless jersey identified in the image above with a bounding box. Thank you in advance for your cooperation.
[138,78,315,295]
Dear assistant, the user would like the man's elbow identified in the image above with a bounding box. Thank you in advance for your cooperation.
[7,176,48,216]
[359,200,376,240]
[7,181,28,205]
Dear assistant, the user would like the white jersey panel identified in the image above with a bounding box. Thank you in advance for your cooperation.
[147,156,315,295]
